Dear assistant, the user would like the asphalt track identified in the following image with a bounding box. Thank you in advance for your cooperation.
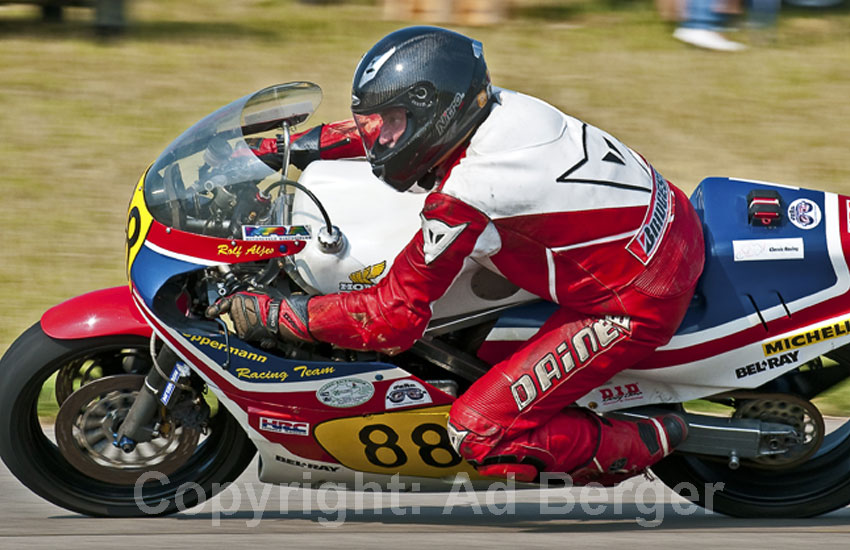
[2,451,850,550]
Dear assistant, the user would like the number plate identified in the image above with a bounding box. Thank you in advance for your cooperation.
[126,170,154,280]
[314,405,483,478]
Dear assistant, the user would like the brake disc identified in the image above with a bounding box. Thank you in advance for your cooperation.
[55,375,200,485]
[54,348,150,405]
[732,392,825,469]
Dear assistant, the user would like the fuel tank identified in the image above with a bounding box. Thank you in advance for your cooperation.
[290,159,537,320]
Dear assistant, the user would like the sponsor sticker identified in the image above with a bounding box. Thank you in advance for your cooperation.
[217,243,276,258]
[763,319,850,356]
[260,417,310,436]
[159,365,182,406]
[275,455,340,472]
[184,333,268,363]
[732,238,804,262]
[384,379,433,410]
[242,225,311,241]
[316,378,375,408]
[736,351,799,379]
[787,199,822,230]
[599,383,643,404]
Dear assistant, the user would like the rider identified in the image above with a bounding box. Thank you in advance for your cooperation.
[211,26,705,486]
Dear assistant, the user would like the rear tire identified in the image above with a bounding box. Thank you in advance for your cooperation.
[653,418,850,517]
[0,323,256,517]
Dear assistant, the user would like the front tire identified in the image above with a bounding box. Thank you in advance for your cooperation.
[0,323,256,517]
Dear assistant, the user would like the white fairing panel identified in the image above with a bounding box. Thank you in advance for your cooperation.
[291,160,537,320]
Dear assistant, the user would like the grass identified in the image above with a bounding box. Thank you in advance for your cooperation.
[3,0,850,412]
[36,373,60,421]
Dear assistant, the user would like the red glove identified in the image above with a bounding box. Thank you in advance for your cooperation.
[207,291,314,347]
[251,120,365,171]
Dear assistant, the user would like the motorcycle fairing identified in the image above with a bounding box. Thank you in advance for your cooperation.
[130,287,492,486]
[657,180,850,360]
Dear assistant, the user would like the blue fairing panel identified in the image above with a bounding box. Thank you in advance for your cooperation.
[131,245,204,308]
[675,177,835,334]
[492,301,559,328]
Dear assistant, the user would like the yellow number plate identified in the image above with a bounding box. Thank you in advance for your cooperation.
[125,170,154,281]
[314,405,483,479]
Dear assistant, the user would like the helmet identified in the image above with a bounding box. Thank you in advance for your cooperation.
[351,26,494,192]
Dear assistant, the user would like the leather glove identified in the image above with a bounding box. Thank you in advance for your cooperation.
[206,291,314,347]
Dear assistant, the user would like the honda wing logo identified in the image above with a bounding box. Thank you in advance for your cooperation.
[350,261,386,285]
[340,261,387,291]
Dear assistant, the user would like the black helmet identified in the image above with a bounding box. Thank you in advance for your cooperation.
[351,26,494,192]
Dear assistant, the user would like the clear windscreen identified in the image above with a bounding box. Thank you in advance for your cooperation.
[143,82,322,239]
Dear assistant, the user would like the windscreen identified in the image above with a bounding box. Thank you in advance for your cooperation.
[142,82,322,239]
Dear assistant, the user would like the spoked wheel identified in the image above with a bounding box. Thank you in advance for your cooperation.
[0,323,256,517]
[653,394,850,518]
[54,375,201,485]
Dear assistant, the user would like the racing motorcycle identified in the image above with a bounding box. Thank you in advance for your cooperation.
[3,81,850,519]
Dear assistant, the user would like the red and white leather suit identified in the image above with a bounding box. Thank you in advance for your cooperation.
[284,89,705,482]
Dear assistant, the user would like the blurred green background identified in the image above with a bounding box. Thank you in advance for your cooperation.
[2,0,850,409]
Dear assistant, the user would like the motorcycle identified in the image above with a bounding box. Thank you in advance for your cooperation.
[3,81,850,519]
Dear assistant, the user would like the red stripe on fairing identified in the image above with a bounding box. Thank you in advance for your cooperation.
[494,207,645,249]
[145,220,307,264]
[636,298,850,368]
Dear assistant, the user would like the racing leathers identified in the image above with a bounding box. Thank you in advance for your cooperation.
[264,88,705,485]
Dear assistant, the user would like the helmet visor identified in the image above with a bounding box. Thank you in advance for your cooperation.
[354,107,409,159]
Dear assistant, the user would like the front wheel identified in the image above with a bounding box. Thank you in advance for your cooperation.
[0,323,256,517]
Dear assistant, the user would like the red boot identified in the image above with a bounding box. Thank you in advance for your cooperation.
[449,407,687,486]
[568,413,688,486]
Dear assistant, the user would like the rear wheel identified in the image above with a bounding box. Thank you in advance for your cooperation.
[653,399,850,517]
[0,323,256,517]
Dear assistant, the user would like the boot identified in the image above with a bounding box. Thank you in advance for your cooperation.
[568,413,688,486]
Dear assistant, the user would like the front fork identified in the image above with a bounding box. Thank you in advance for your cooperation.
[114,343,181,452]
